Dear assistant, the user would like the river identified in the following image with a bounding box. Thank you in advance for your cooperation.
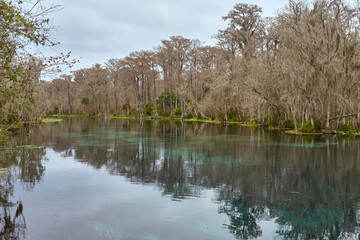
[0,118,359,239]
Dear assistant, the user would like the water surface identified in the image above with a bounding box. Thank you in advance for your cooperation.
[1,118,360,239]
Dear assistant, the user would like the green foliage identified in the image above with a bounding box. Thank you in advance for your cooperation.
[196,112,203,120]
[302,120,322,133]
[145,103,154,116]
[129,108,139,117]
[0,0,59,149]
[52,104,59,114]
[313,120,322,132]
[173,108,181,117]
[261,111,280,126]
[281,119,295,129]
[42,118,62,123]
[81,98,89,106]
[227,109,240,122]
[185,113,193,119]
[184,117,220,124]
[0,1,56,81]
[156,107,163,116]
[109,109,116,116]
[46,114,87,118]
[216,109,226,121]
[251,120,260,126]
[158,109,170,117]
[0,128,10,150]
[336,123,360,135]
[157,91,177,107]
[338,123,353,132]
[302,121,314,133]
[122,103,130,111]
[264,112,272,126]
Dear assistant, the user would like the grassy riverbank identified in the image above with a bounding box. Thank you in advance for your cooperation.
[42,118,63,123]
[285,130,323,136]
[46,114,88,118]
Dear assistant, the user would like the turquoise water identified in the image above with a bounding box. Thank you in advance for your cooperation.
[0,118,360,239]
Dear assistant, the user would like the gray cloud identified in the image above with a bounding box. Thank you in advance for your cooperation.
[40,0,288,78]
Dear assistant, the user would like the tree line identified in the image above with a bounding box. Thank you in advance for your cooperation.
[2,0,360,140]
[40,0,360,133]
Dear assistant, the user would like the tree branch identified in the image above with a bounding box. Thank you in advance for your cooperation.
[329,113,359,122]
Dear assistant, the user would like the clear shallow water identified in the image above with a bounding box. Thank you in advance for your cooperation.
[1,118,360,240]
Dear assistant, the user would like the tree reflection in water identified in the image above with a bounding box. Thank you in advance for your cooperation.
[0,164,26,240]
[0,143,46,239]
[2,118,360,239]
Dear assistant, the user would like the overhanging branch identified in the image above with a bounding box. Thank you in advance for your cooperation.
[329,113,359,122]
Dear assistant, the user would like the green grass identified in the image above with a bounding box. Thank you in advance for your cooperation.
[285,129,360,136]
[183,118,220,124]
[110,115,134,119]
[42,118,63,123]
[285,130,322,135]
[335,130,360,136]
[46,114,88,118]
[238,122,259,127]
[268,126,291,131]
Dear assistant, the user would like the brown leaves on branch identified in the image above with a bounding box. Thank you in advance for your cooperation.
[38,51,80,75]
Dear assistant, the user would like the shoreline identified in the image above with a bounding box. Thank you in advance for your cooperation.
[43,115,360,137]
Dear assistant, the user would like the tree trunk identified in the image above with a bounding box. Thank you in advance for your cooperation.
[326,104,331,131]
[67,83,72,114]
[195,78,199,101]
[293,112,298,133]
[141,74,145,114]
[180,94,185,120]
[105,94,109,117]
[310,115,314,127]
[169,76,173,116]
[358,79,360,122]
[273,105,281,127]
[113,80,118,115]
[175,93,178,109]
[153,73,159,117]
[147,77,151,104]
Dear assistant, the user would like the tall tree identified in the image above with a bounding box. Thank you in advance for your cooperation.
[0,0,60,147]
[105,58,122,115]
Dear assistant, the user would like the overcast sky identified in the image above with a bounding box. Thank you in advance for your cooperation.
[35,0,289,77]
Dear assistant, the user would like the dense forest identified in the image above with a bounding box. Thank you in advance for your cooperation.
[40,0,360,131]
[2,0,360,147]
